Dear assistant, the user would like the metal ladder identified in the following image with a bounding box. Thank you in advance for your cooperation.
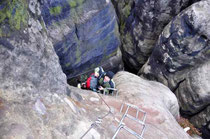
[102,88,119,97]
[112,103,147,139]
[80,91,147,139]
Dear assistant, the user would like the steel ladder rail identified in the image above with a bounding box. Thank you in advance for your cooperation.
[113,103,147,139]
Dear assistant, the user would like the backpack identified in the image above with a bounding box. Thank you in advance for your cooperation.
[86,73,98,91]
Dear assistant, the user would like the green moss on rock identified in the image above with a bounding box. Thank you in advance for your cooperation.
[0,0,28,37]
[50,6,62,16]
[68,0,85,8]
[65,62,71,67]
[123,4,131,19]
[68,0,77,8]
[75,46,81,64]
[105,49,118,59]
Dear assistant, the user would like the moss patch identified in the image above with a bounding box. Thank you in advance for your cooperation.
[65,62,71,67]
[0,0,28,37]
[50,6,62,16]
[123,4,131,19]
[68,0,85,8]
[75,46,81,64]
[120,22,126,33]
[105,49,118,59]
[68,0,77,8]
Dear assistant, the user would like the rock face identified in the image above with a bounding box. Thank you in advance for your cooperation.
[68,71,190,139]
[0,0,203,139]
[0,11,191,136]
[0,0,108,138]
[140,0,210,137]
[0,0,68,97]
[111,71,190,138]
[112,0,199,71]
[40,0,123,79]
[0,0,79,138]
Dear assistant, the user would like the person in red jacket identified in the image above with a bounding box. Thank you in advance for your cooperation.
[79,67,105,92]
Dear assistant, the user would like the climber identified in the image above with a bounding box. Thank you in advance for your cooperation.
[79,67,105,92]
[95,66,105,80]
[98,71,115,94]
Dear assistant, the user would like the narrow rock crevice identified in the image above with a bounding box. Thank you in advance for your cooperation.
[172,78,186,93]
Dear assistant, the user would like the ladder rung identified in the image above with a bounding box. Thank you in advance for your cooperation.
[106,88,117,91]
[126,114,145,125]
[123,126,144,139]
[140,125,146,138]
[136,110,139,119]
[124,103,146,113]
[112,124,124,139]
[142,114,146,123]
[120,103,124,113]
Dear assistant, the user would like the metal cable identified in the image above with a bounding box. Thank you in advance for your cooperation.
[80,91,147,139]
[80,93,113,139]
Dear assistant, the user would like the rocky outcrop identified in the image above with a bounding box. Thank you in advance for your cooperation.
[140,0,210,137]
[0,0,203,138]
[0,12,191,137]
[111,71,190,138]
[112,0,200,72]
[68,71,191,139]
[40,0,123,79]
[0,0,68,97]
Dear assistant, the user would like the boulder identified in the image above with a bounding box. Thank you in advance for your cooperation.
[0,23,191,138]
[0,0,99,138]
[111,0,199,71]
[40,0,123,79]
[140,0,210,136]
[0,0,195,138]
[112,71,190,138]
[68,71,191,139]
[0,0,68,97]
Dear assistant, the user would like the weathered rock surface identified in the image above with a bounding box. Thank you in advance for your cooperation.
[41,0,123,79]
[111,71,190,138]
[140,0,210,137]
[0,0,104,138]
[112,0,199,71]
[0,0,201,138]
[67,71,191,139]
[0,23,191,137]
[0,0,78,138]
[0,0,68,98]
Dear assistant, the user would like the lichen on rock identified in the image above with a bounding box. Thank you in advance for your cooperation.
[0,0,28,37]
[140,1,210,137]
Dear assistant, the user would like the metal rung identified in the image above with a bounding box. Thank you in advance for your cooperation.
[124,126,144,139]
[120,103,124,113]
[113,103,147,139]
[119,106,130,124]
[106,88,117,91]
[101,88,118,97]
[142,113,146,123]
[140,125,146,137]
[112,125,124,139]
[136,110,139,119]
[124,103,146,113]
[126,114,145,125]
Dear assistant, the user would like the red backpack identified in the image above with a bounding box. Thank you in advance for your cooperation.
[86,73,94,89]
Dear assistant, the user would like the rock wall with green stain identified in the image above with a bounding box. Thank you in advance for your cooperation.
[0,0,28,37]
[50,0,121,79]
[68,0,85,8]
[50,6,62,16]
[111,0,132,33]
